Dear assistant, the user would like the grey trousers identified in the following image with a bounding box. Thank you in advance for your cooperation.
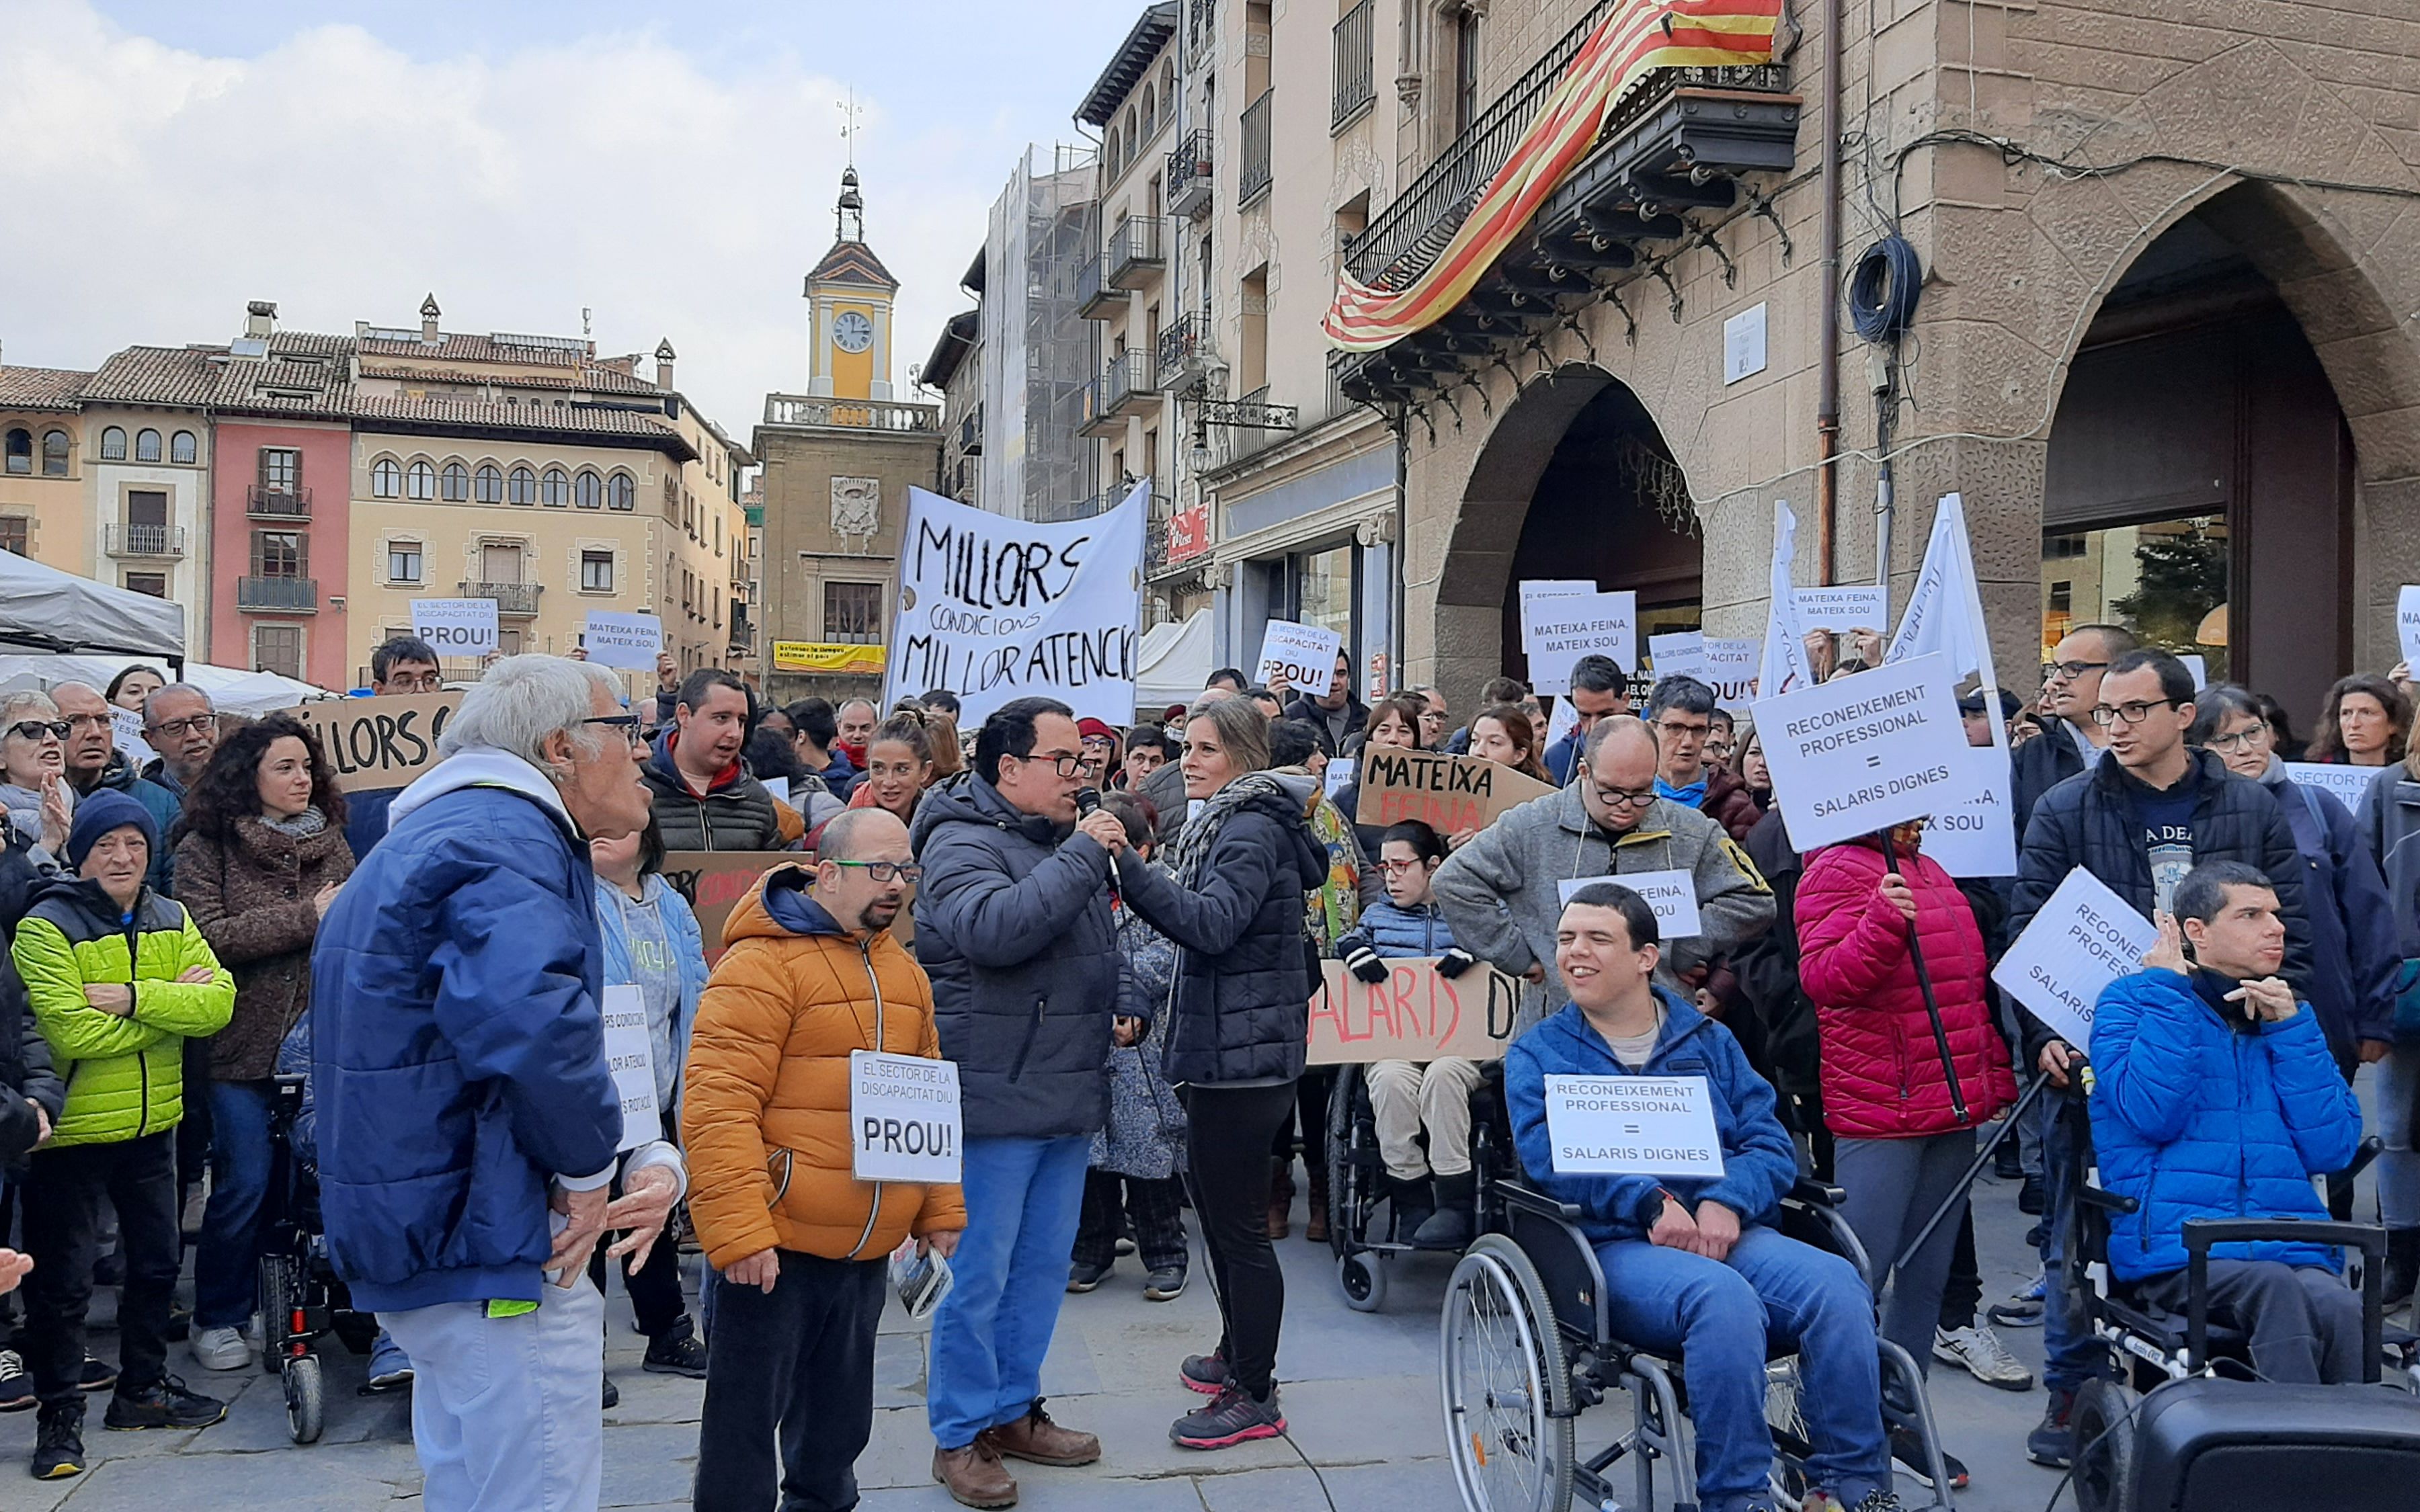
[1834,1130,1974,1375]
[2140,1259,2364,1385]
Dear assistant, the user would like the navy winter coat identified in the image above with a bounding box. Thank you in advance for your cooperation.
[2261,767,2399,1052]
[1336,896,1458,959]
[309,749,624,1312]
[2089,968,2362,1279]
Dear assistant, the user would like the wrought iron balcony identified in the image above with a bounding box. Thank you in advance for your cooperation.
[1333,0,1375,130]
[1157,311,1213,392]
[247,484,311,519]
[1106,216,1166,288]
[105,523,186,559]
[237,576,317,612]
[1166,129,1213,218]
[762,394,940,431]
[461,581,541,616]
[1238,92,1273,206]
[957,404,983,455]
[1079,351,1160,437]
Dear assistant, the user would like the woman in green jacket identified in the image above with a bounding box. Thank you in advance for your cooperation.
[10,790,235,1480]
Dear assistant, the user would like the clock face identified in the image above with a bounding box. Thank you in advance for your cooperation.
[832,310,875,353]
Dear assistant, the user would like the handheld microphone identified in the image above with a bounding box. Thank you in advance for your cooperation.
[1075,786,1120,906]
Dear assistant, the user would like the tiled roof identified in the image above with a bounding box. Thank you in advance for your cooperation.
[807,239,899,291]
[358,332,581,366]
[77,347,222,407]
[351,396,696,459]
[356,359,665,396]
[0,366,94,410]
[1076,3,1178,126]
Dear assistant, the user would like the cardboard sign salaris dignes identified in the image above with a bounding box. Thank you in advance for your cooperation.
[1305,956,1520,1066]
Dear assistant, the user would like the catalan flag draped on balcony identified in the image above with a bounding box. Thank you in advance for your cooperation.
[1322,0,1787,351]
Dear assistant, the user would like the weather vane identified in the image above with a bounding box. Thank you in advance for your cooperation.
[838,90,862,167]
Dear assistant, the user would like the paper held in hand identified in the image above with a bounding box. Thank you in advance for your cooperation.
[1793,585,1889,635]
[1542,1074,1725,1177]
[1989,868,2159,1053]
[585,611,664,671]
[2400,585,2420,670]
[600,985,662,1153]
[1254,620,1344,691]
[412,597,499,657]
[1753,651,1970,851]
[1523,591,1636,697]
[850,1050,963,1184]
[1557,868,1703,938]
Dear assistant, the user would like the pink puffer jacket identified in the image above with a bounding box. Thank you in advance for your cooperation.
[1797,839,2015,1139]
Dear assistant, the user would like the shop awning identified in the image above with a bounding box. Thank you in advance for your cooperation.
[1134,607,1213,714]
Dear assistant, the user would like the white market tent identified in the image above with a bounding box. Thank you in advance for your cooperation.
[0,550,186,662]
[0,657,335,716]
[1134,607,1213,713]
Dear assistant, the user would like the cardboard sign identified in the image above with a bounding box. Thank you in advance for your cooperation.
[1558,868,1703,939]
[1754,652,1968,851]
[1354,748,1556,834]
[1990,867,2159,1052]
[586,611,664,671]
[2283,761,2380,815]
[1542,1074,1726,1177]
[412,597,499,657]
[2399,585,2420,671]
[282,692,460,792]
[849,1050,963,1183]
[111,707,156,769]
[1305,957,1519,1066]
[600,984,663,1152]
[1793,585,1890,635]
[1255,620,1344,692]
[1524,591,1637,696]
[661,852,791,964]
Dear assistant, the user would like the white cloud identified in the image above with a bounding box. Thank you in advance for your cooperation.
[0,0,1018,442]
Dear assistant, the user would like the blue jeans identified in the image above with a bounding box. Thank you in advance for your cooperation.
[2039,1099,2107,1395]
[926,1134,1090,1450]
[194,1078,276,1331]
[1595,1226,1890,1512]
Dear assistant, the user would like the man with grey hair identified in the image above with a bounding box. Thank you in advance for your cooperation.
[138,684,219,799]
[51,682,179,895]
[313,655,686,1511]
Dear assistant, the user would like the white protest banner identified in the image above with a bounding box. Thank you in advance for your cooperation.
[1525,591,1637,696]
[110,708,155,769]
[411,597,499,658]
[1254,620,1345,692]
[600,985,662,1152]
[849,1050,963,1183]
[2400,585,2420,671]
[1648,630,1706,681]
[1794,585,1890,635]
[887,482,1145,724]
[1324,756,1355,801]
[1758,501,1816,698]
[1755,650,1969,851]
[2284,761,2380,815]
[1886,495,2017,878]
[1558,868,1703,938]
[1701,638,1759,712]
[585,611,663,671]
[1990,868,2158,1052]
[1543,1074,1725,1177]
[2177,653,2208,691]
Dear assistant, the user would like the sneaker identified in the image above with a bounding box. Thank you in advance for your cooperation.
[1933,1322,2035,1391]
[77,1355,117,1392]
[1143,1267,1187,1302]
[1988,1268,2046,1329]
[2017,1175,2045,1215]
[189,1325,252,1372]
[104,1376,226,1430]
[31,1404,84,1479]
[1171,1382,1285,1449]
[601,1375,620,1410]
[641,1318,709,1379]
[0,1350,30,1413]
[1888,1425,1968,1489]
[1114,1235,1137,1257]
[1178,1349,1229,1396]
[1805,1492,1902,1512]
[2027,1387,2077,1468]
[366,1331,413,1390]
[1065,1261,1111,1294]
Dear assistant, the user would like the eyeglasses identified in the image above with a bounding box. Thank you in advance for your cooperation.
[382,671,444,693]
[2042,660,2109,683]
[2204,726,2271,753]
[2091,699,2185,727]
[582,714,647,748]
[62,712,112,732]
[1651,719,1711,741]
[1579,766,1658,810]
[1377,857,1430,875]
[147,713,216,739]
[828,860,922,884]
[1016,751,1090,778]
[7,720,69,743]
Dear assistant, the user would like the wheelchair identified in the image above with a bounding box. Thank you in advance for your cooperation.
[1324,1058,1512,1312]
[255,1072,379,1443]
[2058,1124,2420,1512]
[1442,1174,1956,1512]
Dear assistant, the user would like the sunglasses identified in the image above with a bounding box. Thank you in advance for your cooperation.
[7,720,69,743]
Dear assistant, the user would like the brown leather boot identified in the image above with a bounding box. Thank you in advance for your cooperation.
[932,1441,1018,1509]
[982,1398,1101,1466]
[1303,1159,1330,1245]
[1266,1157,1293,1240]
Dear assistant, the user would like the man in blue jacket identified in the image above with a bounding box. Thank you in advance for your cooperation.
[313,655,682,1512]
[1508,884,1891,1512]
[2089,860,2366,1383]
[1541,655,1631,786]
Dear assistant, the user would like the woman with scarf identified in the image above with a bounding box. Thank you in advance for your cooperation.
[1111,696,1328,1450]
[1,692,74,866]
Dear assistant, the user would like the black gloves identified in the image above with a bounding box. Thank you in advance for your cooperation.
[1342,943,1388,984]
[1436,948,1480,980]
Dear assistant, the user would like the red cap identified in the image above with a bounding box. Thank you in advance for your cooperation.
[1078,717,1118,743]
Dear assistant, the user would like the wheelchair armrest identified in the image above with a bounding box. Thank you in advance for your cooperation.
[1788,1177,1846,1208]
[2079,1184,2139,1215]
[1497,1179,1586,1225]
[2181,1217,2386,1263]
[2337,1134,2385,1185]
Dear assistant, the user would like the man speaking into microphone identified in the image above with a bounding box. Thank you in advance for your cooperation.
[911,696,1135,1509]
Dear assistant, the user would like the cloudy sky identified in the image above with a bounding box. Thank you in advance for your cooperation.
[0,0,1145,436]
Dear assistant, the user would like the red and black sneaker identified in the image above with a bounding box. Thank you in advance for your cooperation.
[1178,1349,1229,1396]
[1170,1382,1285,1450]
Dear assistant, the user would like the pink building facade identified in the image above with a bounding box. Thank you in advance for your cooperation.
[208,417,352,689]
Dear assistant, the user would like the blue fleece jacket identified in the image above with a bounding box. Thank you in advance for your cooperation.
[1335,896,1458,960]
[1506,988,1799,1247]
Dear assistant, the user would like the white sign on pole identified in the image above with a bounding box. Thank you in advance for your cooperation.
[1990,868,2159,1052]
[584,611,664,671]
[1525,591,1637,696]
[2398,585,2420,671]
[1701,638,1760,712]
[1754,651,1970,851]
[411,597,499,657]
[600,985,662,1152]
[1758,502,1816,699]
[886,482,1147,725]
[1518,579,1594,638]
[1543,1074,1726,1177]
[1254,620,1346,692]
[1558,868,1703,939]
[1648,630,1706,681]
[1886,495,2017,878]
[1543,691,1580,754]
[1794,585,1891,635]
[849,1050,964,1183]
[110,708,156,769]
[1919,748,2020,878]
[2284,762,2380,815]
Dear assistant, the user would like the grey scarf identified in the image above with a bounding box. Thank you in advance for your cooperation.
[1163,771,1299,889]
[260,808,329,839]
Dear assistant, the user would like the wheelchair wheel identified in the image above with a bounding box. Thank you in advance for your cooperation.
[1339,1249,1389,1313]
[1764,1358,1813,1503]
[1326,1064,1371,1259]
[1443,1235,1575,1512]
[2070,1377,2140,1512]
[283,1353,325,1445]
[258,1253,302,1376]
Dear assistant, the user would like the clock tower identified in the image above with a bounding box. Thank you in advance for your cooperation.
[804,167,900,402]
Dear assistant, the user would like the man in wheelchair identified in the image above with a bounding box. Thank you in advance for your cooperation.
[1506,883,1895,1512]
[2088,860,2368,1384]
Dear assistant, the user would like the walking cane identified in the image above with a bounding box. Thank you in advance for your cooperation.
[1879,830,1968,1126]
[1890,1070,2054,1275]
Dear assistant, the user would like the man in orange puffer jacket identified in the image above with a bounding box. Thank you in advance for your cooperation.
[684,808,965,1512]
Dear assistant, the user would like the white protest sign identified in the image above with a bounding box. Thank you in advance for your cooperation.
[1254,620,1345,693]
[1518,579,1593,641]
[1754,651,1969,851]
[1795,585,1890,635]
[2400,585,2420,670]
[2177,653,2208,691]
[1990,868,2159,1052]
[1758,501,1816,698]
[1886,495,2016,878]
[585,611,663,671]
[762,776,791,810]
[110,708,156,769]
[2284,761,2380,815]
[1701,638,1759,712]
[1543,692,1580,754]
[1525,591,1637,696]
[849,1050,963,1183]
[888,482,1145,724]
[600,984,662,1152]
[1921,747,2019,878]
[1648,630,1706,681]
[1543,1074,1725,1177]
[1324,755,1355,801]
[411,597,499,657]
[1558,868,1703,938]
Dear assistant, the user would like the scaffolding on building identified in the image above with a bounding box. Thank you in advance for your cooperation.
[978,144,1099,523]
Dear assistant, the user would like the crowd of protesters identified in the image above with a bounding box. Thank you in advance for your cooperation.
[0,618,2414,1512]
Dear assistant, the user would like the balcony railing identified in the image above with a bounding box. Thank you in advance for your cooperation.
[105,523,186,558]
[1166,129,1214,218]
[461,581,541,616]
[1333,0,1375,130]
[1039,482,1164,526]
[957,405,983,454]
[1239,91,1273,206]
[237,575,317,612]
[1157,310,1213,392]
[762,394,940,431]
[1079,351,1160,437]
[1106,216,1166,288]
[247,483,311,519]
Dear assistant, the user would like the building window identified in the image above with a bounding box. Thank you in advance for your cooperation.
[823,581,883,642]
[260,447,300,492]
[253,530,307,578]
[1453,6,1482,135]
[371,457,402,497]
[100,426,127,461]
[134,428,162,463]
[475,462,504,503]
[497,628,523,655]
[42,430,70,476]
[608,472,635,511]
[575,470,601,509]
[508,464,536,505]
[440,460,469,501]
[580,550,614,592]
[2,429,26,474]
[406,460,436,500]
[122,572,167,598]
[541,467,569,507]
[389,542,424,584]
[170,430,197,465]
[126,489,168,532]
[253,624,303,680]
[0,517,26,555]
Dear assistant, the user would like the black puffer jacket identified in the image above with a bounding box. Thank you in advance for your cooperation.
[1115,772,1329,1086]
[0,843,65,1168]
[641,736,783,852]
[910,772,1124,1140]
